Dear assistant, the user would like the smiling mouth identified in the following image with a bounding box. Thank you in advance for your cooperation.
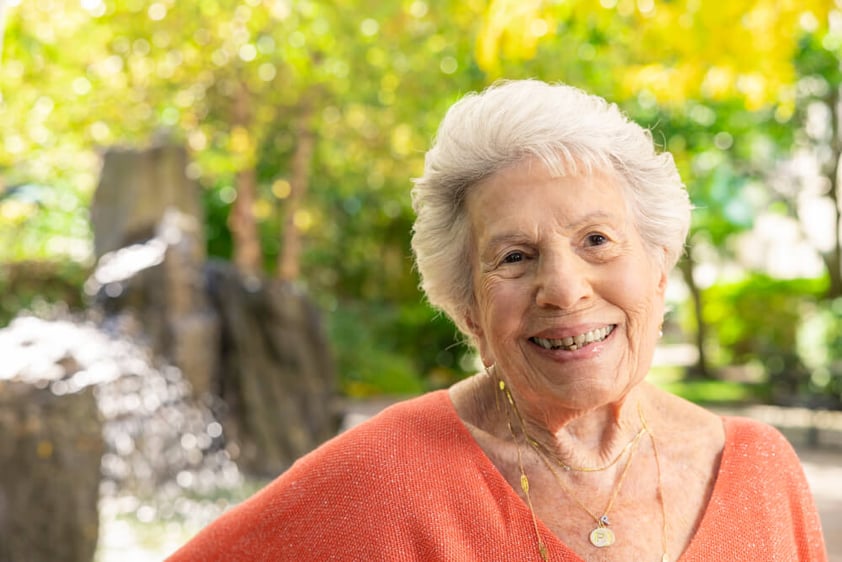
[530,325,616,351]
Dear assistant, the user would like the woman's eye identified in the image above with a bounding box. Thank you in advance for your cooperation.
[586,233,607,246]
[502,251,525,264]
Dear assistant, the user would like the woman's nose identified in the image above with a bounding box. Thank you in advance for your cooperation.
[534,252,593,309]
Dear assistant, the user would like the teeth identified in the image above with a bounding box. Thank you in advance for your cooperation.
[532,325,614,351]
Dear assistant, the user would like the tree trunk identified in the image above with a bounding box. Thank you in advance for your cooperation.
[824,87,842,298]
[230,166,262,274]
[228,80,263,275]
[277,101,316,281]
[679,252,712,379]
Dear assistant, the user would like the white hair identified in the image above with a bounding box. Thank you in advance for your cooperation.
[411,79,691,338]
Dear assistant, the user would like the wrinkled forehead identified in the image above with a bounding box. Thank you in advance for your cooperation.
[467,161,628,227]
[466,156,629,207]
[463,158,645,256]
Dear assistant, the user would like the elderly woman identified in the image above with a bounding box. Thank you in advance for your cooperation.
[169,80,827,561]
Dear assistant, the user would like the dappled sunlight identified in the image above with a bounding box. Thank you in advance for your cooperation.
[3,0,842,557]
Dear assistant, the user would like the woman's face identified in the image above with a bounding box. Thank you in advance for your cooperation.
[465,160,668,415]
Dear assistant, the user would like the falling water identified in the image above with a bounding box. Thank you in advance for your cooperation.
[0,312,249,559]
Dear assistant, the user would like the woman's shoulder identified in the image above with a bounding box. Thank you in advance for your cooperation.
[708,415,810,502]
[165,390,470,561]
[651,387,801,471]
[647,385,726,451]
[722,414,791,444]
[682,415,825,560]
[288,389,460,473]
[332,389,461,451]
[650,385,795,453]
[720,414,802,469]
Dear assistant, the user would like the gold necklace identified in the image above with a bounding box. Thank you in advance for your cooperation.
[497,378,670,560]
[536,433,642,548]
[500,379,641,548]
[497,380,550,561]
[641,405,671,562]
[496,377,643,474]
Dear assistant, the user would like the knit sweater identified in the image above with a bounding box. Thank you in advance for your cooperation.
[167,390,828,561]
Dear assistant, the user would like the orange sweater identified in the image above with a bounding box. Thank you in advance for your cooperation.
[167,390,827,561]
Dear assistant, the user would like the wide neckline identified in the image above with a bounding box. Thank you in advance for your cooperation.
[435,389,732,561]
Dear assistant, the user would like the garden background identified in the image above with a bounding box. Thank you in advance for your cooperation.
[1,0,841,559]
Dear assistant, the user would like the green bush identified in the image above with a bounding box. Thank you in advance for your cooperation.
[0,260,90,327]
[701,274,828,403]
[327,300,472,397]
[798,297,842,406]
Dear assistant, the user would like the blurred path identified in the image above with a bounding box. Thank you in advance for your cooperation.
[798,447,842,562]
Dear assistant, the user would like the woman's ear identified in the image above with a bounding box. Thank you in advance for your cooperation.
[657,268,668,295]
[656,249,669,295]
[464,308,483,338]
[464,308,493,367]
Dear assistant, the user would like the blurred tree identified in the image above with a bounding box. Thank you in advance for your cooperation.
[791,29,842,298]
[0,0,491,391]
[4,0,842,397]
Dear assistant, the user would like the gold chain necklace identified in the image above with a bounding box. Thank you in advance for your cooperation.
[496,379,549,561]
[536,432,642,548]
[497,378,670,561]
[642,405,671,562]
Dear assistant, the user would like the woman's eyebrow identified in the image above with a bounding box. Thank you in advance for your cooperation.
[483,211,618,248]
[566,210,616,228]
[483,232,531,249]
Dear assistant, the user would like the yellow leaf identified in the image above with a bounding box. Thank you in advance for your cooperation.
[475,0,550,75]
[230,126,252,155]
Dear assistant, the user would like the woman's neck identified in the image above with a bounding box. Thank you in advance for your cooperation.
[483,371,651,471]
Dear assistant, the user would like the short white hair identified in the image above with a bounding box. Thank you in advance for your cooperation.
[411,79,691,338]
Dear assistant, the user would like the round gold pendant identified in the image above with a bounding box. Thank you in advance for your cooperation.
[589,527,615,547]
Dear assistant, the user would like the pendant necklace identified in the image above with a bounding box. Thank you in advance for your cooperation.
[536,431,642,548]
[497,377,670,561]
[497,379,549,561]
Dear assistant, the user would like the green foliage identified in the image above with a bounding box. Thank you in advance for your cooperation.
[704,275,826,362]
[660,380,760,405]
[3,0,842,399]
[327,300,472,397]
[798,297,842,405]
[0,182,93,264]
[795,31,842,98]
[0,261,90,327]
[702,274,829,401]
[650,365,767,404]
